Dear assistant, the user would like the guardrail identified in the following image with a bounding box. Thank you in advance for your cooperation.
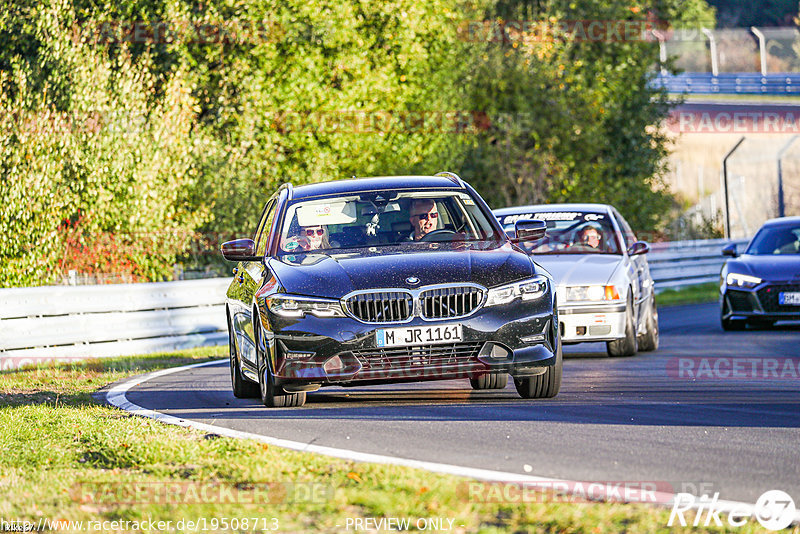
[649,237,749,291]
[0,238,748,369]
[0,278,229,370]
[653,72,800,95]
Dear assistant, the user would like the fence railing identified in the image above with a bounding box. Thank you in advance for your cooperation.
[648,237,749,290]
[0,238,749,369]
[0,278,228,370]
[652,72,800,95]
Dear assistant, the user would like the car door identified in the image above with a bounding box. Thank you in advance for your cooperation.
[227,194,279,369]
[613,208,649,329]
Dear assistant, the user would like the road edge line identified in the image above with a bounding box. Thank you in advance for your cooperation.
[104,359,800,525]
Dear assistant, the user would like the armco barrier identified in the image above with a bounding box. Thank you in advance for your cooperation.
[648,238,749,291]
[652,73,800,95]
[0,238,748,369]
[0,278,229,369]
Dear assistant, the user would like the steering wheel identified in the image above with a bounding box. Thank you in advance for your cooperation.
[420,229,458,242]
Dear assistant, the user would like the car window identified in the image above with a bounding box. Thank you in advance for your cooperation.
[613,209,637,249]
[277,190,501,253]
[498,210,622,255]
[254,199,277,256]
[747,225,800,255]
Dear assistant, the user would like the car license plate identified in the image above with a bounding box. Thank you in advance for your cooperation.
[779,292,800,305]
[376,324,463,348]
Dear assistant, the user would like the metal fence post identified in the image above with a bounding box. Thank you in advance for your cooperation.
[723,136,746,238]
[751,27,768,76]
[701,28,719,76]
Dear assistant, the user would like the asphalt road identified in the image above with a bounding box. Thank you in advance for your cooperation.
[122,302,800,503]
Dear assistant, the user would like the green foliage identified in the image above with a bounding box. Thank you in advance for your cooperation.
[1,0,716,286]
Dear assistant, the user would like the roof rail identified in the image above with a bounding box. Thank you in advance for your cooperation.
[434,171,465,187]
[278,181,294,200]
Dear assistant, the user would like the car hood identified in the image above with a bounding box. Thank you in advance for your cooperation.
[730,254,800,282]
[269,241,536,298]
[528,254,622,287]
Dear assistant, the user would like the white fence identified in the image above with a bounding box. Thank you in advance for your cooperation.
[649,238,749,291]
[0,278,229,370]
[0,238,749,369]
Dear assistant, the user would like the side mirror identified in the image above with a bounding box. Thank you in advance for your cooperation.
[513,219,547,242]
[722,243,738,257]
[627,241,650,256]
[221,239,261,261]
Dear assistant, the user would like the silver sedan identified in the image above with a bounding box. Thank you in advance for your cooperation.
[494,203,658,356]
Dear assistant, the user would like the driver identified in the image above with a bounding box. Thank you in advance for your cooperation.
[576,224,603,250]
[409,199,439,240]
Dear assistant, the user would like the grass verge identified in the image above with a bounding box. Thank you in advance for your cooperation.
[0,348,772,533]
[657,282,719,308]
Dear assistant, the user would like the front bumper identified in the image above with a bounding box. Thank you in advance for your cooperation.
[260,298,557,389]
[722,282,800,321]
[558,303,627,343]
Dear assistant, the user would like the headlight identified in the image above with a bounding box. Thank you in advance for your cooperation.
[265,295,346,318]
[566,285,620,301]
[485,275,549,307]
[726,273,762,288]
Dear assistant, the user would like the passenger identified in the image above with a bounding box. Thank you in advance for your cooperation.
[409,199,439,240]
[299,225,330,251]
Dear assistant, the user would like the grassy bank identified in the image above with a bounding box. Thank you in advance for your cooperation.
[657,282,719,308]
[0,350,767,533]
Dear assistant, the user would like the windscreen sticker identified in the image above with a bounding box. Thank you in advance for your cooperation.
[296,201,357,226]
[501,212,605,225]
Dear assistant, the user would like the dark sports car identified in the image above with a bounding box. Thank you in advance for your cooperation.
[221,173,561,407]
[720,216,800,330]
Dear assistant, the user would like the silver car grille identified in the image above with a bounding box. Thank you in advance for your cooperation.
[420,286,484,320]
[345,291,414,323]
[344,285,485,323]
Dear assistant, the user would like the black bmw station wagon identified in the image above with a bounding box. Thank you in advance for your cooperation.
[222,173,560,407]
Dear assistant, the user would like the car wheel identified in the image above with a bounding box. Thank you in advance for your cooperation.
[470,373,508,390]
[637,295,659,352]
[606,295,638,357]
[254,315,306,408]
[514,340,562,399]
[229,325,259,399]
[720,298,746,331]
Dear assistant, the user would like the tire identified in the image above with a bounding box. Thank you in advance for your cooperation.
[720,298,747,331]
[607,295,638,357]
[229,326,259,399]
[514,340,562,399]
[470,373,508,390]
[637,296,659,352]
[254,314,306,408]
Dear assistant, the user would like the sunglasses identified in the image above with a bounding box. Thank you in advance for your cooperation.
[412,212,439,221]
[305,228,325,236]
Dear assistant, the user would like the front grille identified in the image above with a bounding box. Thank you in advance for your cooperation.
[346,291,413,323]
[756,284,800,313]
[352,342,483,373]
[420,286,484,319]
[726,290,754,312]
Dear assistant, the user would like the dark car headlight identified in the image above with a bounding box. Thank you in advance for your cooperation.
[485,275,549,307]
[265,294,347,318]
[726,273,761,289]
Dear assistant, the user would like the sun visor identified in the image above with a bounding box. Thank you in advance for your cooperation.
[296,201,357,226]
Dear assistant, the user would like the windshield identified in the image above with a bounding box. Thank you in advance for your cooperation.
[497,210,622,255]
[746,224,800,255]
[278,190,502,253]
